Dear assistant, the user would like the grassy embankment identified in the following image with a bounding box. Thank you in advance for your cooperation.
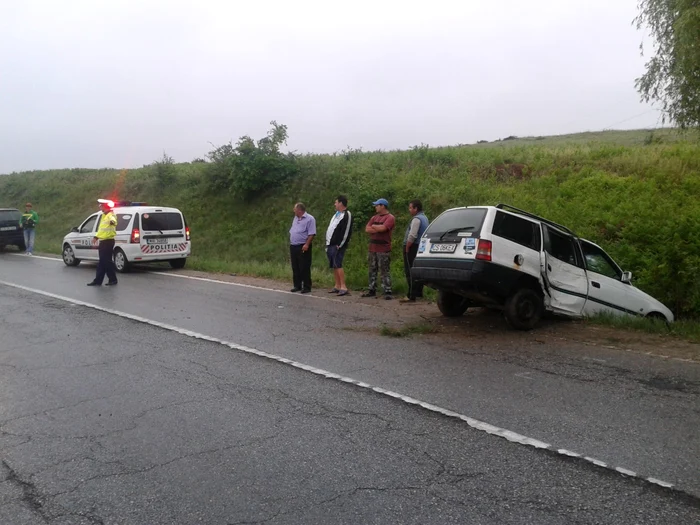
[2,128,699,339]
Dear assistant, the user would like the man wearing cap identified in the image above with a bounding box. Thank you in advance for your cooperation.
[362,198,395,300]
[19,203,39,255]
[87,200,118,286]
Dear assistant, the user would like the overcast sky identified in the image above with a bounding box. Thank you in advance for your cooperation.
[0,0,660,173]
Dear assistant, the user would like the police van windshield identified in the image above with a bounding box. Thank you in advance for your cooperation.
[141,212,183,231]
[424,208,487,240]
[0,210,21,223]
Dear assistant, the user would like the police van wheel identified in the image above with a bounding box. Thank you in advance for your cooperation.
[62,244,81,267]
[504,288,543,331]
[169,258,186,269]
[437,290,471,317]
[113,249,131,273]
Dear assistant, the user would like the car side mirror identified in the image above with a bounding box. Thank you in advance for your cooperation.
[621,271,632,284]
[70,226,79,233]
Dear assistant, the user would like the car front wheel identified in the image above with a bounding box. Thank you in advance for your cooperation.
[62,244,81,267]
[437,290,471,317]
[113,249,131,273]
[504,288,543,330]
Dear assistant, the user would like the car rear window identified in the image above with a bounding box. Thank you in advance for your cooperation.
[424,208,487,239]
[492,211,541,251]
[141,212,183,231]
[0,210,21,222]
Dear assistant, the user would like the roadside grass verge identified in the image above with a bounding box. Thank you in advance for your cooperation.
[585,313,700,344]
[380,322,440,338]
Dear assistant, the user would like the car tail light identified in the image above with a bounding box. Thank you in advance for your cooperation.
[131,228,141,243]
[185,226,190,241]
[476,239,492,261]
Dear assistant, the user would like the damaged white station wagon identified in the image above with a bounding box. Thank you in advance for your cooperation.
[411,204,673,330]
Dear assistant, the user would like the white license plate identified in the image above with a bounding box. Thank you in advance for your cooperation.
[430,243,457,253]
[147,238,168,244]
[0,226,16,231]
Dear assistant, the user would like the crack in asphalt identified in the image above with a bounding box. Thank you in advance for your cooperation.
[2,459,51,523]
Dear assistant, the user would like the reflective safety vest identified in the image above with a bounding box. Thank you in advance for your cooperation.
[96,211,117,240]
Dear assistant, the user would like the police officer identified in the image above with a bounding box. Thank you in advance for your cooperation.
[87,199,118,286]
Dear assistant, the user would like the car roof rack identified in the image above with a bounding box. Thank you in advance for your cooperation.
[495,203,577,237]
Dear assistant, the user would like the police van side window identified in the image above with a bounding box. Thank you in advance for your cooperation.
[492,211,541,251]
[116,214,133,232]
[80,215,98,234]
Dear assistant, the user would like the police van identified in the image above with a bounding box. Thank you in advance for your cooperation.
[61,202,191,272]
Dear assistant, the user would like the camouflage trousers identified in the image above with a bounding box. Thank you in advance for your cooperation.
[368,252,392,294]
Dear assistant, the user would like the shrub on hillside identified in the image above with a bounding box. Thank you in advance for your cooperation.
[152,152,176,189]
[205,121,299,200]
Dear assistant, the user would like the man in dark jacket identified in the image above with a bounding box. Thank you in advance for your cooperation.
[401,199,430,302]
[325,195,353,296]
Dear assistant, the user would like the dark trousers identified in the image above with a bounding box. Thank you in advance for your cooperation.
[95,239,117,284]
[403,243,423,299]
[290,244,312,291]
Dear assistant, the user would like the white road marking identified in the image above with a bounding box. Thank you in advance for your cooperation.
[6,253,349,304]
[0,278,678,492]
[514,372,534,380]
[582,357,608,363]
[6,253,700,367]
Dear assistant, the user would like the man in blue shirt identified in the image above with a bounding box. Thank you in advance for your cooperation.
[289,202,316,293]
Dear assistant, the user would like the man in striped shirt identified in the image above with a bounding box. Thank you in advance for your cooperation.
[325,195,353,296]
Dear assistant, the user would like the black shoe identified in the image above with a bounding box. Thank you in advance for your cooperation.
[301,289,311,294]
[384,294,393,300]
[290,288,301,292]
[361,291,376,298]
[87,281,101,286]
[105,281,118,286]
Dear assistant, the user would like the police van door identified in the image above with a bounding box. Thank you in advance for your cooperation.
[75,213,100,260]
[541,225,588,317]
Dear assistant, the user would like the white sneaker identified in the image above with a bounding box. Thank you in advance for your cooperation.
[26,252,32,256]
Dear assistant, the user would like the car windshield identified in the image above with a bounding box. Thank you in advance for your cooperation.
[424,208,487,239]
[141,212,183,231]
[0,210,21,222]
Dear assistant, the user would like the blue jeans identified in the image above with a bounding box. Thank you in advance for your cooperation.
[23,229,35,253]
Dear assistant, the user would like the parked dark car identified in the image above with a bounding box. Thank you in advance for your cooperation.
[0,208,25,251]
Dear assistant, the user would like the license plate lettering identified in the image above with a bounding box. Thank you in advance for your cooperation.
[147,238,168,244]
[430,243,457,253]
[0,226,16,231]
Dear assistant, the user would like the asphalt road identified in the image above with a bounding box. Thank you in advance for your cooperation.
[0,252,699,523]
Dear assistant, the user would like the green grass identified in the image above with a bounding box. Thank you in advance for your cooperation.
[585,313,700,343]
[379,322,440,338]
[1,127,700,325]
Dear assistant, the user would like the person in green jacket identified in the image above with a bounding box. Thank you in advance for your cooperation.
[19,202,39,255]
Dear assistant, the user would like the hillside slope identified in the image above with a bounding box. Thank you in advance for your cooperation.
[1,128,699,317]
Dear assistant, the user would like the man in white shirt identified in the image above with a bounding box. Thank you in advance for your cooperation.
[325,195,353,296]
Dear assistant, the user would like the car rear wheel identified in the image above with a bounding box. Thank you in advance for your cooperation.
[62,244,81,267]
[169,258,187,269]
[504,288,543,330]
[437,290,471,317]
[113,249,131,273]
[646,312,668,322]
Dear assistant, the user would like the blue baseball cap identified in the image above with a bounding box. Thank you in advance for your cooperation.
[372,198,389,206]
